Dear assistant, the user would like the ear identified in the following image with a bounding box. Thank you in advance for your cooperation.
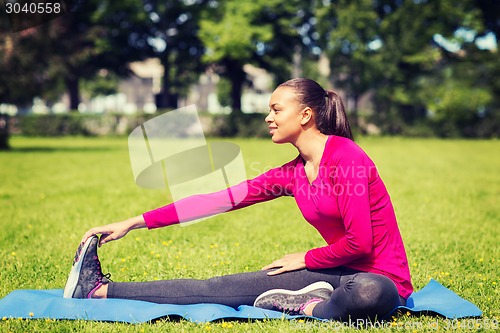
[300,107,313,126]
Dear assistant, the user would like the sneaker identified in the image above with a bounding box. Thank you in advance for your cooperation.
[63,235,111,298]
[253,281,334,315]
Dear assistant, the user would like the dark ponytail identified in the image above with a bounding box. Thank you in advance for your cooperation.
[324,89,353,140]
[278,78,353,140]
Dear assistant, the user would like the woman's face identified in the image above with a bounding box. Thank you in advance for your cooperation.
[265,87,304,144]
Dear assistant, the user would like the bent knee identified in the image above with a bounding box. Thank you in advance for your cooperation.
[350,273,399,318]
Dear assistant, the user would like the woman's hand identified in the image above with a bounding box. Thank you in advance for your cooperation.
[262,252,307,276]
[81,215,147,247]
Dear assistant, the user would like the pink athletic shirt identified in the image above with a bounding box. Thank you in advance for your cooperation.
[143,135,413,298]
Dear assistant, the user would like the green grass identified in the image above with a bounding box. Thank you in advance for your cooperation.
[0,136,499,332]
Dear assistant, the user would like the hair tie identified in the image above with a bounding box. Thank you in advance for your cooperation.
[325,91,328,98]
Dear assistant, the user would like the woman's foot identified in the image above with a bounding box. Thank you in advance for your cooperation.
[253,281,333,316]
[63,235,111,298]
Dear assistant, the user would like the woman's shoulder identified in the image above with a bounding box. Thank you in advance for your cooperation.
[327,135,370,160]
[325,136,379,180]
[322,136,379,173]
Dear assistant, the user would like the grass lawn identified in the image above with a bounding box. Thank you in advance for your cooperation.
[0,136,498,332]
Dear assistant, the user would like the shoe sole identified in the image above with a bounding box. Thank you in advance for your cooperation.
[253,281,334,306]
[63,236,96,298]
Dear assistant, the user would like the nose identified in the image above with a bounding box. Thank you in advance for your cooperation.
[265,110,274,124]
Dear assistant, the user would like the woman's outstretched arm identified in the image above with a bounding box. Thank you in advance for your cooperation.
[81,159,297,246]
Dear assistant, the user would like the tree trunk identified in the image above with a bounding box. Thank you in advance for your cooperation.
[223,59,246,136]
[0,114,9,150]
[225,59,245,114]
[156,71,170,110]
[66,76,80,111]
[230,77,243,113]
[351,92,359,129]
[156,56,179,110]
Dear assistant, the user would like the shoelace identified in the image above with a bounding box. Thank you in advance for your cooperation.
[102,272,113,282]
[92,256,112,285]
[94,273,113,286]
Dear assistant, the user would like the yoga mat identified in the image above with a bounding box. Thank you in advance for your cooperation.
[398,279,482,318]
[0,279,481,323]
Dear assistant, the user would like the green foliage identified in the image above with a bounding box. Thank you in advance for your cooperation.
[12,112,272,138]
[317,0,381,126]
[81,71,120,99]
[0,0,146,109]
[216,77,232,108]
[428,82,491,121]
[209,113,269,138]
[199,0,310,114]
[17,114,91,136]
[1,0,499,137]
[15,113,157,137]
[0,136,498,332]
[369,0,494,130]
[0,30,64,106]
[200,1,273,63]
[133,0,207,108]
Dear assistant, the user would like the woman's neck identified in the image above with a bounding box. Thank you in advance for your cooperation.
[295,132,329,166]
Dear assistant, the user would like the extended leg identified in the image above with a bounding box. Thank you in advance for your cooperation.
[63,237,401,321]
[107,267,358,308]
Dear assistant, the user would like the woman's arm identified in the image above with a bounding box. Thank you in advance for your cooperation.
[142,160,296,229]
[81,159,297,245]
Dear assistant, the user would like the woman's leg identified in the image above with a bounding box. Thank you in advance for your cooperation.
[106,267,358,308]
[312,272,402,322]
[66,236,401,320]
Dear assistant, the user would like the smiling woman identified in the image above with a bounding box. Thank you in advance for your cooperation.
[62,78,412,322]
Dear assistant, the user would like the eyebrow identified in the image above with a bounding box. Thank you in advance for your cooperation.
[269,103,281,108]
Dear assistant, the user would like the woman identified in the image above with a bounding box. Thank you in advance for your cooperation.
[64,78,412,322]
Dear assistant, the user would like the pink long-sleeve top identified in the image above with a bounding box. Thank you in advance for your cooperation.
[143,135,413,298]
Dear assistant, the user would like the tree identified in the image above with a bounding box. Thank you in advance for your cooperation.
[200,0,312,118]
[255,1,318,85]
[49,0,146,110]
[200,1,272,114]
[0,0,146,111]
[122,0,208,110]
[370,0,484,132]
[316,0,381,128]
[0,27,65,109]
[416,2,499,137]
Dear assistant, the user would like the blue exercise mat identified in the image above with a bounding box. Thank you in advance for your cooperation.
[0,279,481,323]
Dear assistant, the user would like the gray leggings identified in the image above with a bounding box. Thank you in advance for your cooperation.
[107,266,404,321]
